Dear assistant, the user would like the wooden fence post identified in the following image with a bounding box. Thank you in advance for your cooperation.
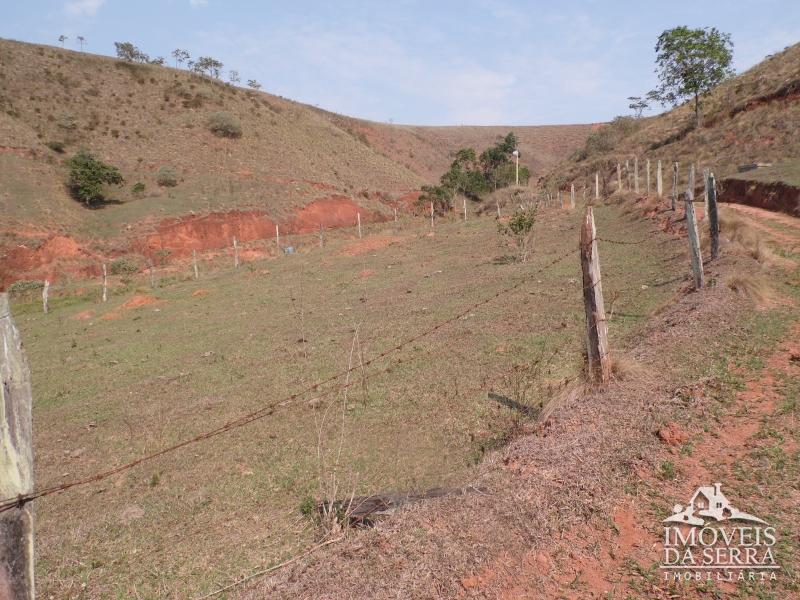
[192,250,199,280]
[657,160,663,197]
[357,213,362,238]
[496,198,501,218]
[430,201,434,229]
[626,159,631,190]
[275,224,281,251]
[634,156,639,193]
[595,172,599,200]
[708,172,720,260]
[702,167,710,220]
[42,280,49,314]
[233,237,239,268]
[319,223,324,248]
[463,198,467,221]
[570,183,575,209]
[394,207,398,222]
[671,162,679,210]
[0,293,36,600]
[579,207,611,383]
[685,168,704,290]
[148,262,155,289]
[102,263,108,303]
[646,159,651,195]
[616,163,622,193]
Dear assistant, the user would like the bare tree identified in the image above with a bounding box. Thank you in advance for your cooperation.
[77,36,86,51]
[228,69,240,85]
[58,35,67,48]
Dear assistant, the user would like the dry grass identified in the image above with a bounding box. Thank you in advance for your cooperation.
[719,211,779,264]
[725,274,774,307]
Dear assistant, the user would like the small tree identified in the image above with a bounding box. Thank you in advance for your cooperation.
[498,203,538,262]
[228,70,240,85]
[77,36,86,51]
[156,166,179,187]
[65,150,124,206]
[247,79,262,90]
[114,41,149,63]
[650,26,734,128]
[58,35,67,48]
[172,48,190,68]
[627,96,649,118]
[195,56,223,78]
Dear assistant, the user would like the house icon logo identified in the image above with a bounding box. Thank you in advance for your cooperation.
[664,482,767,527]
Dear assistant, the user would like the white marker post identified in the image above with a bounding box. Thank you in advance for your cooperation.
[233,236,239,268]
[275,224,281,251]
[646,159,651,195]
[595,172,600,200]
[193,250,199,280]
[42,280,49,313]
[463,197,467,221]
[357,213,362,238]
[102,263,108,303]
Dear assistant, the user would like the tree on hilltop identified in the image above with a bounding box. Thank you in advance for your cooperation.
[649,26,734,128]
[114,41,149,63]
[172,48,190,68]
[77,36,86,51]
[58,35,68,48]
[247,79,262,90]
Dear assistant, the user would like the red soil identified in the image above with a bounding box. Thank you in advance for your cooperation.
[0,235,96,287]
[720,178,800,217]
[288,195,383,234]
[121,295,158,309]
[338,236,404,257]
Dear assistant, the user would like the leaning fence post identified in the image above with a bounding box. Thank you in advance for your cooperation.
[685,168,704,290]
[708,172,720,260]
[0,293,36,600]
[671,162,679,210]
[595,172,599,200]
[580,207,611,383]
[233,236,239,268]
[657,160,663,197]
[42,280,49,314]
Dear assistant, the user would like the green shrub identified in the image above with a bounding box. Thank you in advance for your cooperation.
[110,257,140,275]
[65,150,124,206]
[132,182,146,195]
[206,111,242,138]
[498,204,538,262]
[156,166,179,187]
[7,280,44,294]
[47,141,66,153]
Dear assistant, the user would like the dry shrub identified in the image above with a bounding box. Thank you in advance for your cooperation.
[538,379,586,423]
[719,212,777,265]
[608,355,653,383]
[725,274,774,307]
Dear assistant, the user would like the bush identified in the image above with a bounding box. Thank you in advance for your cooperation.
[156,166,179,187]
[498,204,538,262]
[110,257,140,275]
[8,280,44,294]
[65,150,124,206]
[47,141,66,153]
[207,111,242,138]
[132,182,146,195]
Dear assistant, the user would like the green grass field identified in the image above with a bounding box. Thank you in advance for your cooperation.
[12,203,685,598]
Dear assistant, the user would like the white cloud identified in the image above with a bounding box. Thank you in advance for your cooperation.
[64,0,105,17]
[190,0,209,7]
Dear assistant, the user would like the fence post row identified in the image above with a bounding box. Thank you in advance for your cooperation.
[579,207,611,383]
[0,293,36,600]
[685,167,705,290]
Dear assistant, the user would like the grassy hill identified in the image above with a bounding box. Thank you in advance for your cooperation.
[0,38,593,288]
[544,42,800,193]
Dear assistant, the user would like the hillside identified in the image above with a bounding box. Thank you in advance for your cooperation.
[0,38,593,287]
[544,42,800,199]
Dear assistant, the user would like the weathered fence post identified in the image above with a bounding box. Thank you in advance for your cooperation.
[570,183,575,209]
[579,207,611,383]
[702,167,710,220]
[616,163,622,193]
[192,250,199,280]
[463,198,467,221]
[708,172,720,260]
[625,159,631,190]
[685,168,704,290]
[275,224,281,251]
[148,261,155,289]
[646,159,651,195]
[394,207,398,222]
[0,293,36,600]
[102,263,108,303]
[496,198,501,218]
[656,160,663,197]
[319,223,324,248]
[671,162,679,210]
[634,156,639,193]
[233,236,239,268]
[595,172,599,200]
[42,280,49,314]
[430,201,434,229]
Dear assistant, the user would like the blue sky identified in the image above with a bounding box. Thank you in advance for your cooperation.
[3,1,799,125]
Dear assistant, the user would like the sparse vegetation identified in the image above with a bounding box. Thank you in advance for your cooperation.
[497,201,537,262]
[206,111,242,138]
[109,256,140,275]
[65,150,124,206]
[156,166,179,187]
